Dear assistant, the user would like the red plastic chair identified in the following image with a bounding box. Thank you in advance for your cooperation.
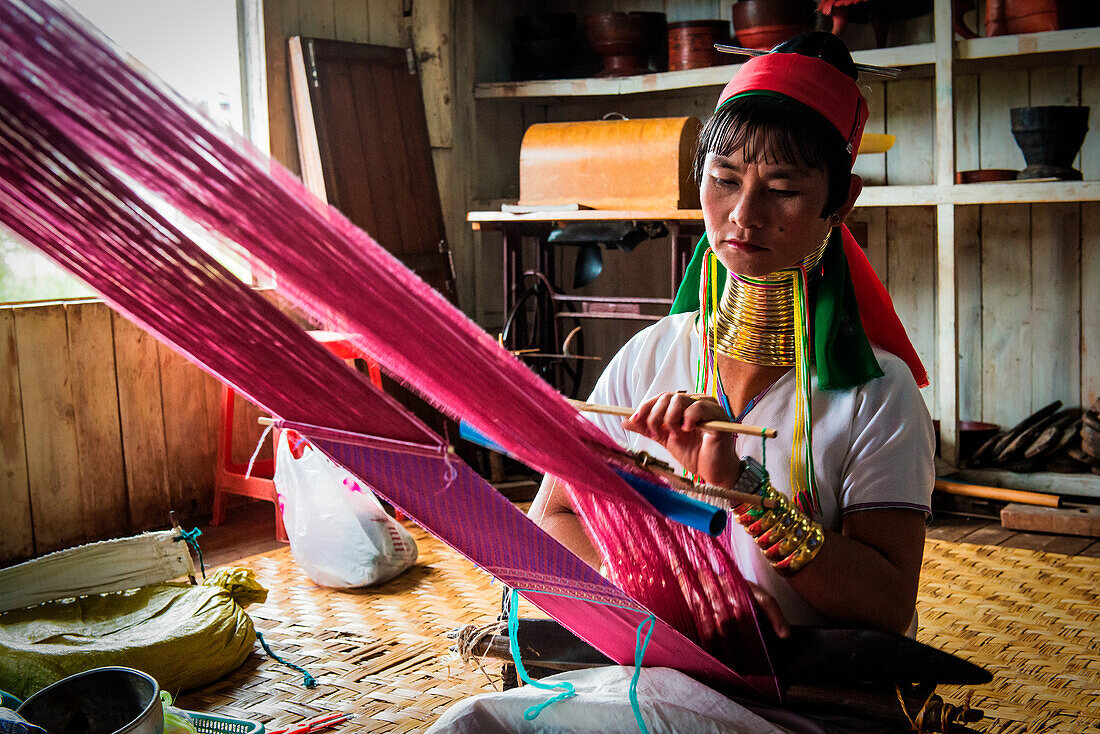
[210,331,381,542]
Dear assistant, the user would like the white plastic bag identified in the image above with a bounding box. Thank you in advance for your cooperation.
[273,430,417,587]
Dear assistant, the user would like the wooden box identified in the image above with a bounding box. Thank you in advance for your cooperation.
[518,116,702,210]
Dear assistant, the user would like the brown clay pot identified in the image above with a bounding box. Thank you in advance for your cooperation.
[584,13,647,77]
[731,0,816,51]
[985,0,1062,36]
[955,169,1019,184]
[667,20,731,70]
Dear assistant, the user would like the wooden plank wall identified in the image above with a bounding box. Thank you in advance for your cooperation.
[0,301,224,564]
[948,65,1099,424]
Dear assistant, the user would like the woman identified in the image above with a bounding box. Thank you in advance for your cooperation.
[430,32,936,734]
[529,31,934,638]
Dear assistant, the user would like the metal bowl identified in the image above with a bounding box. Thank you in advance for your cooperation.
[16,667,162,734]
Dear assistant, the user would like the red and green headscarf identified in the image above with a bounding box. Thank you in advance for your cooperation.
[672,51,928,391]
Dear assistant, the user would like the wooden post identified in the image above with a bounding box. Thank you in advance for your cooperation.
[934,0,959,466]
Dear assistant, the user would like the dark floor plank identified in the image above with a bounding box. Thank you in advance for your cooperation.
[1077,540,1100,558]
[927,515,993,542]
[1000,531,1062,552]
[955,524,1017,546]
[1038,534,1095,556]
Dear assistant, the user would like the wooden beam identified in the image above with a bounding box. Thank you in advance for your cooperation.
[0,308,32,561]
[66,302,128,540]
[1001,503,1100,537]
[15,305,85,554]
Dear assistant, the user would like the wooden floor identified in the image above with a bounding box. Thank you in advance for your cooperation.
[194,499,287,569]
[198,496,1100,573]
[925,513,1100,557]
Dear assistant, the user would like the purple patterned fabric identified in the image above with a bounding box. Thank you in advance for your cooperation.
[297,422,776,697]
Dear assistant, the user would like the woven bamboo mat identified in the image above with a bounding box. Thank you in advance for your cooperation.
[177,526,1100,733]
[175,521,501,732]
[917,539,1100,733]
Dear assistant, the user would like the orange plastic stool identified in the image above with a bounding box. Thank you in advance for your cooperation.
[211,331,382,542]
[211,385,285,540]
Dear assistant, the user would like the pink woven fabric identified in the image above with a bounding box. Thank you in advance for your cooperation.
[0,0,777,701]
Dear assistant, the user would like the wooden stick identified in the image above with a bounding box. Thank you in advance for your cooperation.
[169,510,198,585]
[261,414,770,507]
[934,479,1060,508]
[568,399,778,438]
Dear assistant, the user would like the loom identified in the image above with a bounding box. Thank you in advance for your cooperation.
[0,0,780,702]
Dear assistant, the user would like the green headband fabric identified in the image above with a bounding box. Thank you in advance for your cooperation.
[670,231,882,391]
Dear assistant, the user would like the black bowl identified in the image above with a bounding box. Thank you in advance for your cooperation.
[1011,105,1090,181]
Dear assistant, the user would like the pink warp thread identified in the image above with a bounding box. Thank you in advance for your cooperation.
[0,0,779,701]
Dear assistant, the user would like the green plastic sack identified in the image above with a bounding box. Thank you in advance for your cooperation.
[0,567,267,699]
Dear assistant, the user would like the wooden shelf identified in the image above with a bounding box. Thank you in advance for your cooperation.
[466,181,1100,221]
[474,43,935,100]
[474,28,1100,100]
[957,26,1100,62]
[468,208,703,227]
[857,180,1100,207]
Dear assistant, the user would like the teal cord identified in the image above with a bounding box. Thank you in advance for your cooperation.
[629,615,656,734]
[256,630,318,688]
[173,527,205,579]
[508,588,577,720]
[507,587,656,733]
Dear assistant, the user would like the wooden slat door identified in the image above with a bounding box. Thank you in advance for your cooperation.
[289,36,456,304]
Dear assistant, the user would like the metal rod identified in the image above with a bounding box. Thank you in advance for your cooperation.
[712,43,902,78]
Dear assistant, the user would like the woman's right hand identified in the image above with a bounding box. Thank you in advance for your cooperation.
[621,391,743,489]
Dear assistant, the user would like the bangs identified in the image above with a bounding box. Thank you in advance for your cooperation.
[693,94,853,215]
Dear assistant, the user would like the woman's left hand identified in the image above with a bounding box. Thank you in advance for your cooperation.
[621,391,742,488]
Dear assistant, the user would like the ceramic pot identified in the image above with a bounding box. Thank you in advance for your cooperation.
[668,20,731,70]
[514,14,576,81]
[1010,105,1090,181]
[584,13,647,77]
[631,11,668,72]
[985,0,1062,36]
[731,0,816,51]
[955,169,1019,184]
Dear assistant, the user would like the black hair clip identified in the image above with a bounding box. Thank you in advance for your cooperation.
[713,43,902,79]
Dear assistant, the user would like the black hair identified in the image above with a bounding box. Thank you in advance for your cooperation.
[693,32,859,218]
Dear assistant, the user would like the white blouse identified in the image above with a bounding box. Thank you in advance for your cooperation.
[585,311,935,626]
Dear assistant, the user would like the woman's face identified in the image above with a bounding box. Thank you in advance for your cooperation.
[700,150,839,278]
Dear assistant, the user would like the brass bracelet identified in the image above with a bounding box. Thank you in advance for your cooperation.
[741,497,789,535]
[737,489,789,529]
[755,505,800,549]
[773,525,826,576]
[763,515,812,560]
[728,458,825,576]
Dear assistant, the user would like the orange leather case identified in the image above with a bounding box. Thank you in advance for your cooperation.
[519,116,702,210]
